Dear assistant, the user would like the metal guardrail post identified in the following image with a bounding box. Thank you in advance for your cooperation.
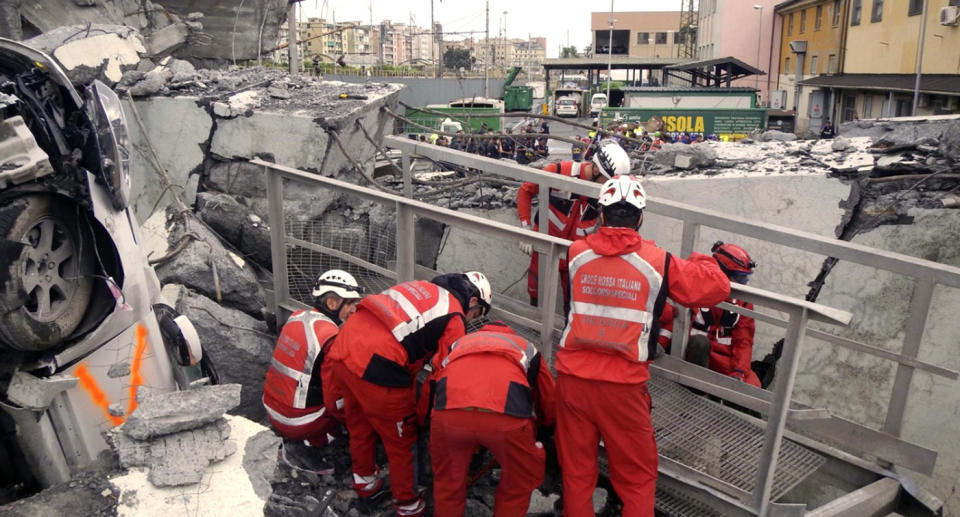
[537,186,551,310]
[670,221,701,357]
[402,149,413,198]
[883,276,935,437]
[540,243,562,358]
[396,201,416,283]
[754,307,809,517]
[265,167,290,329]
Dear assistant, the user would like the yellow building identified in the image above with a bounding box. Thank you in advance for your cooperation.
[774,0,849,134]
[800,0,960,125]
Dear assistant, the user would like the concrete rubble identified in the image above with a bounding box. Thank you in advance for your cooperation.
[109,384,242,487]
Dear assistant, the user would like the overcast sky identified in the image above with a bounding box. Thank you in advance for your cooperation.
[299,0,677,58]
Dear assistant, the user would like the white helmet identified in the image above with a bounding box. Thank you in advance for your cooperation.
[312,269,363,300]
[598,175,647,211]
[464,271,492,313]
[592,139,631,179]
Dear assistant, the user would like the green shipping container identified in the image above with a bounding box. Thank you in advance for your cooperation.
[503,85,534,112]
[403,107,502,134]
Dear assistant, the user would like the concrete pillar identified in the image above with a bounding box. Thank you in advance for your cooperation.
[0,0,21,40]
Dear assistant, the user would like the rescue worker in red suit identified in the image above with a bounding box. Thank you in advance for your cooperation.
[555,174,730,517]
[263,270,364,473]
[516,140,632,309]
[683,242,762,387]
[428,321,556,517]
[322,272,493,517]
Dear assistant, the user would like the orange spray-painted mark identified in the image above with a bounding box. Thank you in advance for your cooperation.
[126,323,148,417]
[75,365,124,426]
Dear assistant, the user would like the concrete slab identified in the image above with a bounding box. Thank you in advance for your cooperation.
[112,415,272,516]
[124,96,212,222]
[123,384,241,440]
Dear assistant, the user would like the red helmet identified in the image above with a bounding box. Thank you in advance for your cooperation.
[711,241,755,275]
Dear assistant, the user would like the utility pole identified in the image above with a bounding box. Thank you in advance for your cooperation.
[431,0,435,78]
[911,0,929,116]
[484,0,489,97]
[607,0,614,99]
[287,1,299,74]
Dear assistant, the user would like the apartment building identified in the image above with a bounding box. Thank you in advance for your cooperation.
[590,11,682,59]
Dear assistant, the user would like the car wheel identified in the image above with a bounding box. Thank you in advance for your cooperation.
[0,195,94,352]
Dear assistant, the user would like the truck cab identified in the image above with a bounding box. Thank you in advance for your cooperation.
[590,93,608,117]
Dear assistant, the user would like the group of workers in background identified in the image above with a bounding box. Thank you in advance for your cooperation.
[423,120,552,165]
[262,139,762,516]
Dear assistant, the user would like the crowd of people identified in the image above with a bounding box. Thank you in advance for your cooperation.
[418,119,552,165]
[261,136,769,515]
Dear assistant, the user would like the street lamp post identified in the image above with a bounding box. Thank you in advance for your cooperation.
[754,5,763,96]
[607,0,614,100]
[912,0,930,115]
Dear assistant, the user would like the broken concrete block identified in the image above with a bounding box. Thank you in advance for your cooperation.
[653,143,718,170]
[592,487,608,514]
[241,429,281,500]
[213,90,262,118]
[108,403,125,417]
[27,25,145,86]
[760,130,798,142]
[196,192,273,268]
[155,217,266,317]
[527,489,559,514]
[464,498,493,517]
[268,87,292,100]
[123,384,241,440]
[830,136,852,152]
[167,58,197,82]
[113,418,236,487]
[162,285,274,421]
[187,12,204,21]
[107,361,131,378]
[145,22,189,57]
[940,121,960,163]
[675,154,694,169]
[128,66,171,97]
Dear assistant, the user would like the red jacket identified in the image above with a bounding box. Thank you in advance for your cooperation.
[326,281,466,388]
[432,329,556,427]
[263,310,338,425]
[517,161,599,240]
[556,227,730,384]
[691,299,758,384]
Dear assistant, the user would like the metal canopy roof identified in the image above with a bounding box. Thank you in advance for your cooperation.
[799,74,960,95]
[542,56,686,71]
[664,56,764,87]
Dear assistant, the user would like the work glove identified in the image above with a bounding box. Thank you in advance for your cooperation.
[519,241,533,255]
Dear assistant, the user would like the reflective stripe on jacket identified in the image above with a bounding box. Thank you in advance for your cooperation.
[517,161,599,240]
[263,310,337,422]
[434,331,542,418]
[559,239,670,364]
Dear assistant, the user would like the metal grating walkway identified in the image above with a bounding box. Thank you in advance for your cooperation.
[650,376,825,502]
[655,483,724,517]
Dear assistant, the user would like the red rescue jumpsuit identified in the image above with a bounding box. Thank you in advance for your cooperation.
[690,300,761,387]
[555,227,729,517]
[517,161,599,308]
[322,281,467,516]
[429,326,556,517]
[263,310,342,446]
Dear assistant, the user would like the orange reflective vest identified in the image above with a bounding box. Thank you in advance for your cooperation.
[263,310,337,426]
[517,161,599,240]
[434,331,541,418]
[559,239,671,364]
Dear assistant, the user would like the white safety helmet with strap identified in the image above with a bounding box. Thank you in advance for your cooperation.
[464,271,493,315]
[598,174,647,211]
[312,269,363,300]
[592,139,632,179]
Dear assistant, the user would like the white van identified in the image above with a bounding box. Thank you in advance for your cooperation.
[590,93,608,117]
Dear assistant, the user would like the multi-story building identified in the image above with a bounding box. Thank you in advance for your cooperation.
[589,11,682,59]
[697,0,782,105]
[773,0,848,133]
[513,39,547,73]
[802,0,960,123]
[299,18,341,62]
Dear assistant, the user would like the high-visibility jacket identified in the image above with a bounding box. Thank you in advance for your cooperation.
[517,161,599,240]
[559,239,671,365]
[263,310,337,427]
[556,227,730,384]
[434,331,546,419]
[690,299,757,381]
[328,281,466,388]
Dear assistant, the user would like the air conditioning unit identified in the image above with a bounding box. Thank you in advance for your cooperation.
[942,6,960,26]
[770,90,787,110]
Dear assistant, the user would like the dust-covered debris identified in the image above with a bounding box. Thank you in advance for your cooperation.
[122,384,241,440]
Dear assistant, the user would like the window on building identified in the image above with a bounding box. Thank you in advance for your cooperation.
[828,53,838,73]
[637,32,649,44]
[951,0,960,6]
[810,55,818,74]
[908,0,923,15]
[842,94,857,121]
[871,0,883,22]
[787,13,794,35]
[784,56,791,75]
[674,32,682,43]
[800,10,807,32]
[816,6,823,29]
[851,0,861,25]
[656,32,668,44]
[833,0,843,25]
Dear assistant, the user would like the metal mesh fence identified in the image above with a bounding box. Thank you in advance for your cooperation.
[654,483,726,517]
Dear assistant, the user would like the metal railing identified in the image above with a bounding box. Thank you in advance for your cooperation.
[257,133,960,515]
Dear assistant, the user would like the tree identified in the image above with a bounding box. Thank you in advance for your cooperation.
[443,47,472,70]
[560,46,580,58]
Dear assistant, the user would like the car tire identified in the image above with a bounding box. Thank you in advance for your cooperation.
[0,195,94,352]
